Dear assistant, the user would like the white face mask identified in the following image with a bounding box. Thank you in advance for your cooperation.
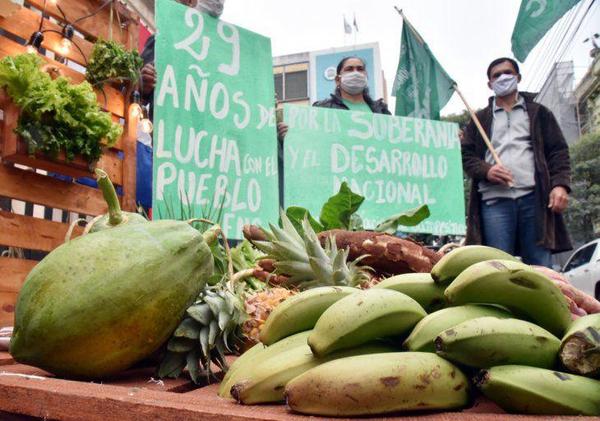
[195,0,224,17]
[340,71,368,95]
[491,73,518,97]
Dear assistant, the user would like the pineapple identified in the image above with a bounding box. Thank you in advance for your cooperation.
[252,213,371,289]
[158,284,247,383]
[242,287,296,343]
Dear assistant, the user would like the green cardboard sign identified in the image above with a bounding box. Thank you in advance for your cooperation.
[283,104,466,235]
[153,0,279,238]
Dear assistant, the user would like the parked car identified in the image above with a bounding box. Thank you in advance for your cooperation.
[561,239,600,299]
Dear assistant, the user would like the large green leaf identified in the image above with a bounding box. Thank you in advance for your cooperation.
[374,204,431,234]
[285,206,325,234]
[319,182,365,230]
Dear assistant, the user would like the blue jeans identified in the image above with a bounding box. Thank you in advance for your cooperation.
[480,193,552,267]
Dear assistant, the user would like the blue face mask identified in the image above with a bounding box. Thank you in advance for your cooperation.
[491,74,518,97]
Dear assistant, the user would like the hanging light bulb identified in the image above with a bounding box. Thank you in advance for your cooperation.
[129,103,142,119]
[58,24,74,56]
[58,37,72,55]
[129,90,142,119]
[140,118,153,134]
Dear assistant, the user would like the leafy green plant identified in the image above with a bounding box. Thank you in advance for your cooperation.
[86,39,143,86]
[0,54,122,163]
[286,181,430,234]
[565,130,600,243]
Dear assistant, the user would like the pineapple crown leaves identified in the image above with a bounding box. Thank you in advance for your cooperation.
[254,210,371,288]
[158,284,248,384]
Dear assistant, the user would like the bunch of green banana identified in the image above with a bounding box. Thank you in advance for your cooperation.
[372,273,446,311]
[435,317,560,369]
[285,352,470,416]
[404,305,512,352]
[431,245,517,285]
[476,365,600,415]
[308,289,426,357]
[259,286,358,346]
[230,342,395,404]
[218,330,311,398]
[559,314,600,378]
[444,259,572,337]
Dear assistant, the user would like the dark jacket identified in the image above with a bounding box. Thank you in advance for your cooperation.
[461,92,572,253]
[140,35,155,119]
[313,92,391,115]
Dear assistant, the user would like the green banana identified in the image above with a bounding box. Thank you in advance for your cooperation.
[476,365,600,415]
[285,352,470,416]
[431,245,518,285]
[560,313,600,378]
[218,330,310,398]
[259,286,358,346]
[308,289,426,357]
[404,304,512,352]
[435,317,560,369]
[372,273,446,311]
[218,342,265,397]
[230,342,395,404]
[444,259,572,337]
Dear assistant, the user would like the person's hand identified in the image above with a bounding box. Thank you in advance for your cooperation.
[140,63,156,95]
[486,164,514,186]
[548,186,569,213]
[277,122,288,141]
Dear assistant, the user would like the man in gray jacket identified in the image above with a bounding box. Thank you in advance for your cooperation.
[461,57,572,267]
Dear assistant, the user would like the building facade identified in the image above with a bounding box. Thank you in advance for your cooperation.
[273,42,386,106]
[574,52,600,135]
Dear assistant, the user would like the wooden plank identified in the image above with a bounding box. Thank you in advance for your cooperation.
[0,292,16,328]
[0,164,105,215]
[0,36,125,116]
[0,6,93,66]
[25,0,133,47]
[0,374,590,421]
[0,257,36,293]
[0,353,14,366]
[97,149,123,186]
[0,211,83,252]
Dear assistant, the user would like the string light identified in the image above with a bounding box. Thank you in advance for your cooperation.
[26,31,44,54]
[140,117,153,134]
[58,24,74,56]
[129,91,143,119]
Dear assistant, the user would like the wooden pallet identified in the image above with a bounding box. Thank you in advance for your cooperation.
[0,352,595,421]
[0,0,140,328]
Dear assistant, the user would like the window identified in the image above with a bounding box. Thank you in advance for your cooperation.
[274,74,283,102]
[273,65,308,102]
[564,243,597,272]
[284,71,308,100]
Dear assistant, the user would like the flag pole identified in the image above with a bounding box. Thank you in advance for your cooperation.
[393,5,509,184]
[453,84,504,167]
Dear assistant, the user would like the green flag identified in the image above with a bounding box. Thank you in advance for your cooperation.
[393,14,455,120]
[511,0,581,62]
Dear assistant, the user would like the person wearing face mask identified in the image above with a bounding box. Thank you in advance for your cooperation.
[461,57,572,267]
[276,56,390,141]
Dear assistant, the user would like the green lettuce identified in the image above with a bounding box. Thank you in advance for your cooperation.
[0,53,122,163]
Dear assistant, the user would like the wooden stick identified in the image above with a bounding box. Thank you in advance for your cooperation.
[453,85,504,166]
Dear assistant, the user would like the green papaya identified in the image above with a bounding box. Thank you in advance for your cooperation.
[88,168,147,233]
[10,220,214,379]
